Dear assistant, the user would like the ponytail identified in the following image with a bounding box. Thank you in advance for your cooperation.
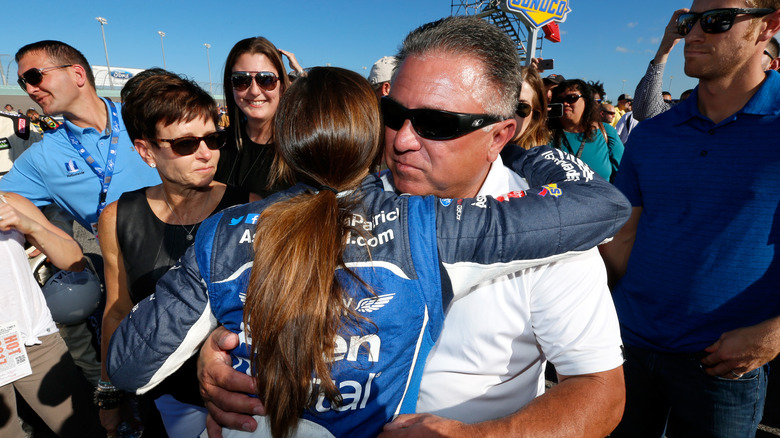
[245,190,363,437]
[242,66,383,438]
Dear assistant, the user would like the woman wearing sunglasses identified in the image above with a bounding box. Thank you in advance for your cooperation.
[215,37,297,197]
[512,66,551,149]
[97,69,257,437]
[548,79,624,182]
[107,67,631,438]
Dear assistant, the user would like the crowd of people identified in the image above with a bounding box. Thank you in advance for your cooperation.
[0,1,779,437]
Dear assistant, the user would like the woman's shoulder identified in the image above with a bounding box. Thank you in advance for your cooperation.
[118,186,150,201]
[601,122,619,136]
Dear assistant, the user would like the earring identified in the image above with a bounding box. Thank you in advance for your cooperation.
[150,163,156,168]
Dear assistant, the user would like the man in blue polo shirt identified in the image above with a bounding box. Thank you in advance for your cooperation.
[0,40,160,236]
[0,41,161,391]
[602,2,780,437]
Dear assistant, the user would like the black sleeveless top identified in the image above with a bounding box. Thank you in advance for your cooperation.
[116,185,249,304]
[214,128,292,197]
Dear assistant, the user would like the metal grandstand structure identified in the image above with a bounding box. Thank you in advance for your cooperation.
[451,0,547,63]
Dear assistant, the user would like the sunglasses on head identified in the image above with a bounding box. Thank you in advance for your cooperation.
[677,8,775,36]
[149,131,227,156]
[515,102,533,118]
[381,97,504,140]
[17,64,72,90]
[555,94,582,105]
[230,71,279,91]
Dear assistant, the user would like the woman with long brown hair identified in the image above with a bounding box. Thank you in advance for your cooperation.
[106,67,630,438]
[214,37,303,197]
[512,66,551,149]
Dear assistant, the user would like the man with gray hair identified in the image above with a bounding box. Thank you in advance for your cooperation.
[198,16,625,438]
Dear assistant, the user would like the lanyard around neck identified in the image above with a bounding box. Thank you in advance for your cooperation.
[64,99,121,221]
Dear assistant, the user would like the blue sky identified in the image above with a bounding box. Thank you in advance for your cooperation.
[2,1,699,102]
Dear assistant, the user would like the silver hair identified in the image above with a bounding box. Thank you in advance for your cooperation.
[395,16,521,118]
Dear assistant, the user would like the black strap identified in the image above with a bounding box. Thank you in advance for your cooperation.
[561,133,586,159]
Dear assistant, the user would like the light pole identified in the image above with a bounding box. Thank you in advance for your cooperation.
[621,79,626,94]
[0,54,9,86]
[668,75,674,95]
[204,43,212,95]
[5,59,14,87]
[96,16,114,89]
[158,31,167,69]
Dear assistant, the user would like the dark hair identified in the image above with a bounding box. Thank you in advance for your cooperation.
[549,79,600,146]
[587,80,606,100]
[680,89,695,100]
[396,16,521,117]
[245,66,382,438]
[121,68,218,142]
[223,37,291,151]
[515,66,550,149]
[16,40,96,89]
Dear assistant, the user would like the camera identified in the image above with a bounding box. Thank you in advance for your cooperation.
[547,103,563,118]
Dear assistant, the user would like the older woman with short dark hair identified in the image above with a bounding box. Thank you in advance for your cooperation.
[98,69,256,437]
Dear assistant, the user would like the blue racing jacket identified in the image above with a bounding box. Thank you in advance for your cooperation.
[108,146,629,437]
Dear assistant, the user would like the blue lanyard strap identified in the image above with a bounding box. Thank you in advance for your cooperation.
[64,99,120,220]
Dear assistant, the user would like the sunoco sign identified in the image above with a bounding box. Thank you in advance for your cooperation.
[505,0,571,28]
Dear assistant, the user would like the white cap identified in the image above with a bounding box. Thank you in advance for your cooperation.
[368,56,397,85]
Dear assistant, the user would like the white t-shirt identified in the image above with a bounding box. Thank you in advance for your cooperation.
[0,229,58,346]
[415,155,624,423]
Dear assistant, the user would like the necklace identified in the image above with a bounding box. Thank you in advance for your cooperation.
[161,186,211,241]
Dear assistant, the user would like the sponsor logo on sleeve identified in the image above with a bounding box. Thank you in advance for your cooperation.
[229,216,245,226]
[541,149,595,182]
[538,183,562,197]
[245,214,260,224]
[496,190,526,202]
[440,198,452,207]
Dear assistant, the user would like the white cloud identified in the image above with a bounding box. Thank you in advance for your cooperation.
[651,37,660,44]
[627,22,639,28]
[637,37,644,44]
[616,46,631,53]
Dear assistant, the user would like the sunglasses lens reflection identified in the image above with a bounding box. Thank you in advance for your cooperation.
[230,74,253,91]
[677,9,741,35]
[381,98,458,139]
[18,69,43,89]
[516,103,533,118]
[231,72,279,91]
[169,132,227,156]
